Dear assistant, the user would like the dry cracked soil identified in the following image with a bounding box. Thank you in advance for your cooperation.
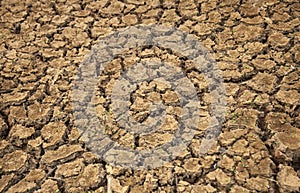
[0,0,300,192]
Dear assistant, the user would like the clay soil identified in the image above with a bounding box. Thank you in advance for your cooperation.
[0,0,300,192]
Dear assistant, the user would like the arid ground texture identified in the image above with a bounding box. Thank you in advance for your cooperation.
[0,0,300,192]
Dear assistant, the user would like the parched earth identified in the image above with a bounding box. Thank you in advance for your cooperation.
[0,0,300,192]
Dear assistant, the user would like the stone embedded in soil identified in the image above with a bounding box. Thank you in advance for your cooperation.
[277,165,300,192]
[275,89,300,105]
[247,72,277,93]
[41,121,67,149]
[41,144,83,165]
[0,150,28,172]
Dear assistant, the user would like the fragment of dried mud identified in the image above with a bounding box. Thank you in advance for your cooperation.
[183,158,202,173]
[9,124,35,141]
[110,177,129,193]
[229,185,250,193]
[0,116,8,138]
[232,24,263,42]
[247,72,277,93]
[246,177,269,192]
[192,184,217,193]
[206,168,231,186]
[63,163,105,191]
[251,59,276,70]
[277,165,300,193]
[6,169,45,193]
[271,125,300,161]
[265,111,300,162]
[219,129,248,146]
[56,159,84,178]
[268,32,290,47]
[0,174,14,192]
[34,179,59,193]
[41,144,83,165]
[28,137,43,158]
[248,158,274,177]
[275,89,300,105]
[0,150,28,173]
[41,121,67,149]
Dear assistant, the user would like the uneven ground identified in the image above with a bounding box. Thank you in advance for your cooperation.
[0,0,300,192]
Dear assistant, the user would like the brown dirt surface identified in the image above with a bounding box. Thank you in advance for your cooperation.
[0,0,300,192]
